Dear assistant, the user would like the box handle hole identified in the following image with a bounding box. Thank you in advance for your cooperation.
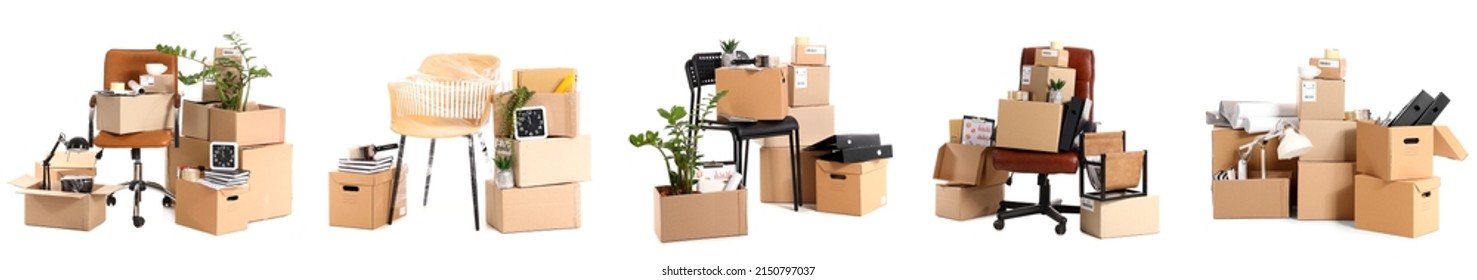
[1422,191,1432,198]
[343,186,360,192]
[1403,138,1420,145]
[226,195,239,201]
[829,174,847,180]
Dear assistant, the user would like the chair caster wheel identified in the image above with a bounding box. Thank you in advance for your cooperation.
[1055,223,1066,235]
[107,195,117,206]
[993,219,1005,230]
[162,197,174,208]
[133,216,145,228]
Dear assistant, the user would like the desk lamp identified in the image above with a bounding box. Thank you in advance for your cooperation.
[1235,120,1313,179]
[42,133,94,191]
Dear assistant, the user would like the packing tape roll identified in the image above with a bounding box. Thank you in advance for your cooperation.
[1050,41,1064,50]
[1325,48,1340,59]
[795,36,810,46]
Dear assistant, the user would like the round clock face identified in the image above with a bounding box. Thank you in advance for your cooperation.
[515,107,547,139]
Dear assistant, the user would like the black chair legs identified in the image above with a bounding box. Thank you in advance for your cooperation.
[994,173,1079,235]
[423,139,437,206]
[788,130,801,211]
[466,135,481,231]
[384,134,482,231]
[387,135,408,225]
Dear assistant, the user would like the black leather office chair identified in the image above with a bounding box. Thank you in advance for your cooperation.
[684,52,804,211]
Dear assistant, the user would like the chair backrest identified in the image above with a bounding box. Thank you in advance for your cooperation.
[1021,47,1095,121]
[104,49,178,90]
[685,52,723,89]
[420,53,501,81]
[387,54,501,133]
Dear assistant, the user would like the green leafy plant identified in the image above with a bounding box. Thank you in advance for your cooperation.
[494,156,513,171]
[630,90,728,196]
[496,86,537,139]
[157,32,273,112]
[719,39,740,54]
[1048,79,1067,91]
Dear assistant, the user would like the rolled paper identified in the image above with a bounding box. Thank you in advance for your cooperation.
[1050,41,1064,50]
[795,36,810,46]
[1324,48,1340,59]
[1298,65,1321,79]
[110,82,126,92]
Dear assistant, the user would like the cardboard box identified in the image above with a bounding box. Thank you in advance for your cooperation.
[174,179,251,235]
[1080,195,1160,239]
[935,184,1004,221]
[815,159,888,216]
[33,151,98,188]
[328,169,408,230]
[487,182,581,233]
[789,65,829,106]
[1297,79,1346,120]
[513,135,592,187]
[949,119,963,143]
[793,45,827,66]
[1298,120,1356,161]
[1354,174,1439,238]
[1296,161,1354,220]
[200,47,243,102]
[95,93,176,135]
[1211,176,1290,219]
[654,187,747,242]
[9,176,118,231]
[512,68,578,94]
[1309,57,1345,80]
[165,137,293,221]
[1034,48,1070,68]
[760,148,824,203]
[996,99,1063,153]
[761,105,834,147]
[933,143,1009,187]
[181,101,217,140]
[1209,127,1297,176]
[1355,122,1467,181]
[142,74,177,94]
[495,92,581,137]
[715,67,789,121]
[209,103,286,146]
[1019,65,1076,103]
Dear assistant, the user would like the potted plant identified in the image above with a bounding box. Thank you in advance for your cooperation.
[719,39,740,67]
[493,86,536,186]
[493,156,514,188]
[1048,79,1067,103]
[158,32,284,146]
[631,90,748,242]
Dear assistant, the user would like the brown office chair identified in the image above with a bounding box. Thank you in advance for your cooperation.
[991,46,1095,235]
[92,49,182,228]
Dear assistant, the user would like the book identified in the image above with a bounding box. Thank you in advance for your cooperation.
[338,156,395,174]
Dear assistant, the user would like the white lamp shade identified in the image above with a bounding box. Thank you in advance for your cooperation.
[1277,130,1314,159]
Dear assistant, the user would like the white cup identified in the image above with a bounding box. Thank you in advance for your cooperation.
[146,63,168,76]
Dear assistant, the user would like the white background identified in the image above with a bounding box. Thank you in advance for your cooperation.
[1,0,1472,278]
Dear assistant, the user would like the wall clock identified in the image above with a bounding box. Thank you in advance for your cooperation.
[514,106,548,140]
[210,142,240,171]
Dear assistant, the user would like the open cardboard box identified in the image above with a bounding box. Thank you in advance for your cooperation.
[487,182,580,233]
[95,93,176,135]
[933,143,1009,187]
[1209,127,1297,176]
[935,184,1003,221]
[1211,171,1291,219]
[815,159,888,216]
[174,179,251,235]
[654,187,747,242]
[34,151,97,188]
[715,67,789,121]
[209,103,286,146]
[495,90,581,138]
[1355,121,1466,181]
[9,176,119,231]
[181,100,219,140]
[166,137,293,221]
[512,135,592,187]
[328,169,408,230]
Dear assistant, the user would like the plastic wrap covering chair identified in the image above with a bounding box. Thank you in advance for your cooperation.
[386,54,501,231]
[93,49,181,228]
[991,46,1095,235]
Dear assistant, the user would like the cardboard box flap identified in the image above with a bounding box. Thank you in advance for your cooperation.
[9,175,42,189]
[329,171,394,186]
[932,143,985,184]
[90,184,122,196]
[218,185,251,198]
[1433,126,1467,161]
[15,188,88,198]
[819,159,887,175]
[1409,177,1441,194]
[48,151,98,169]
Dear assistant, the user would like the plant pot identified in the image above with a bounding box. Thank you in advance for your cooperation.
[721,53,736,67]
[654,186,747,242]
[1048,89,1064,103]
[209,103,286,146]
[495,169,515,188]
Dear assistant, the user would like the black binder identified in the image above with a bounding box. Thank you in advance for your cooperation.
[817,145,894,163]
[806,134,892,163]
[1058,97,1088,152]
[1389,91,1434,127]
[1415,92,1449,126]
[805,134,881,152]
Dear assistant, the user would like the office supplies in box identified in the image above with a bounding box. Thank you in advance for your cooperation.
[10,175,119,231]
[1354,121,1466,181]
[806,134,892,163]
[512,68,578,94]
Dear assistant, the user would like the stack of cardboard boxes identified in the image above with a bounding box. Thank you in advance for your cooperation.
[1352,115,1466,237]
[169,47,295,235]
[759,36,836,205]
[327,151,407,230]
[1294,49,1357,221]
[486,68,590,234]
[932,131,1009,221]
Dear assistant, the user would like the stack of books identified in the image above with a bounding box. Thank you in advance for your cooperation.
[200,169,250,189]
[339,156,395,174]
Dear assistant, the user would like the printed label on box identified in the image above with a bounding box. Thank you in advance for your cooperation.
[805,46,826,54]
[794,67,809,89]
[1040,49,1059,58]
[204,77,216,85]
[1081,198,1096,212]
[1318,59,1340,68]
[222,49,241,56]
[1301,81,1318,102]
[1021,66,1033,85]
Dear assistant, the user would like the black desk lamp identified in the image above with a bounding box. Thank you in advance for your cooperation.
[42,133,94,190]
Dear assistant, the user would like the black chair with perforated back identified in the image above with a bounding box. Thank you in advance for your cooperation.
[684,52,803,211]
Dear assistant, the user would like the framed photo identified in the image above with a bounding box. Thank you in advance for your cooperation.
[514,106,549,140]
[209,142,240,171]
[961,115,996,146]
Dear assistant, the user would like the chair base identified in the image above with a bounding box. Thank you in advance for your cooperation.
[993,173,1081,235]
[102,148,174,228]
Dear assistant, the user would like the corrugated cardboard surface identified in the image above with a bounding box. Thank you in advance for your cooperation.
[181,101,215,140]
[166,137,293,221]
[1354,175,1439,238]
[328,169,408,230]
[762,105,834,147]
[815,159,888,216]
[935,184,1003,221]
[1309,57,1346,80]
[174,179,251,235]
[1019,65,1075,103]
[932,143,1009,187]
[495,92,580,137]
[1299,120,1356,161]
[655,188,747,242]
[1296,79,1345,120]
[715,67,789,121]
[1355,121,1433,181]
[789,65,829,106]
[1033,48,1070,68]
[996,99,1062,153]
[1296,161,1354,220]
[12,176,118,231]
[512,135,592,187]
[33,151,97,188]
[512,68,578,94]
[760,148,823,203]
[208,104,286,146]
[1080,195,1159,239]
[1211,177,1289,219]
[96,93,175,135]
[488,182,581,233]
[792,45,827,66]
